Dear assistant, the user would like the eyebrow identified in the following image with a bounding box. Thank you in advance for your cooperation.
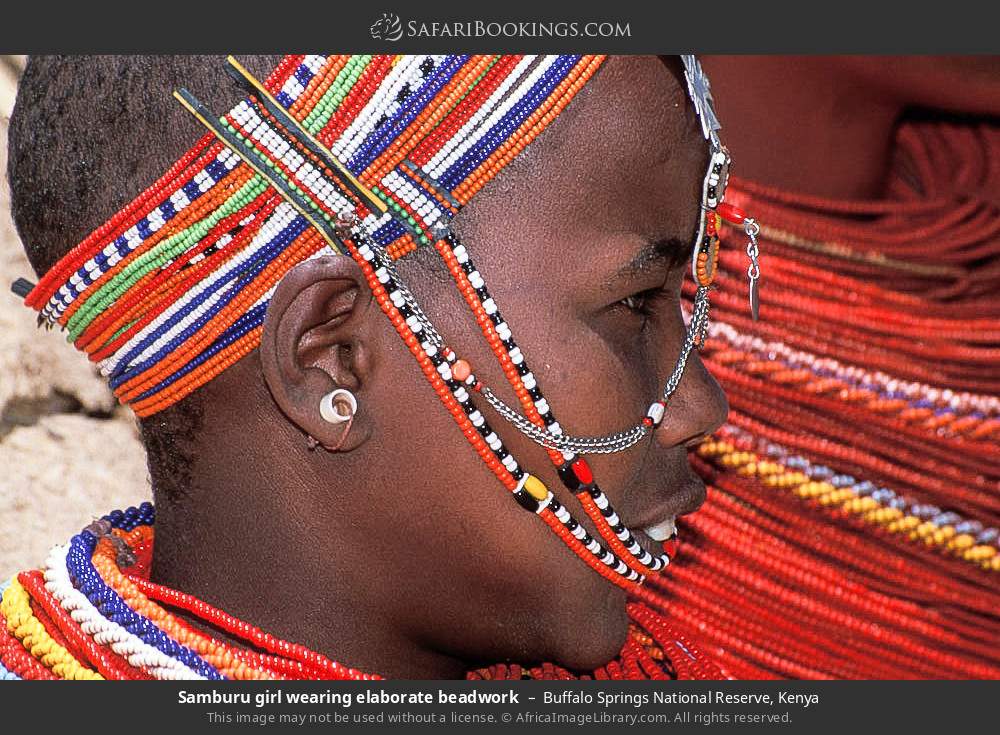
[610,236,689,284]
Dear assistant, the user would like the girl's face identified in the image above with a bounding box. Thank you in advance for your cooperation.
[277,56,729,674]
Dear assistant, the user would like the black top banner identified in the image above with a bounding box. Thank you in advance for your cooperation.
[2,0,1000,53]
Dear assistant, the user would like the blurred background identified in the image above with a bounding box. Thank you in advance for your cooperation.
[0,56,147,573]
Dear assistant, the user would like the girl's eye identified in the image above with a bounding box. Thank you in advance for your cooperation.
[618,288,664,317]
[621,294,644,311]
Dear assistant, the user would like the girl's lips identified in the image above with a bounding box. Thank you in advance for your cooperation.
[625,471,706,532]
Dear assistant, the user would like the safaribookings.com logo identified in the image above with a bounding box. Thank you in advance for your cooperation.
[370,13,631,41]
[371,13,404,41]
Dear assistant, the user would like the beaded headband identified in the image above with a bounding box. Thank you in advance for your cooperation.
[13,54,760,590]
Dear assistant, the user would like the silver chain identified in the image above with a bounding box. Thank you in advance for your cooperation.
[661,285,710,402]
[477,285,712,455]
[344,214,720,455]
[480,389,651,454]
[744,218,761,321]
[347,215,447,348]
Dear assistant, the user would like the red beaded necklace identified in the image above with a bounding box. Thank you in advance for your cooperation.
[653,118,1000,679]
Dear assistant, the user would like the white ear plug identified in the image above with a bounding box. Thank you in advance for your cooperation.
[319,389,357,424]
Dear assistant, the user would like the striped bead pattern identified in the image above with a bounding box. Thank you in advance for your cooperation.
[26,55,605,417]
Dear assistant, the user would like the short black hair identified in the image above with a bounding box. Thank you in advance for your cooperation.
[7,55,280,501]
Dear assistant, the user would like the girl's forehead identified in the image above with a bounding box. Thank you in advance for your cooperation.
[524,56,700,188]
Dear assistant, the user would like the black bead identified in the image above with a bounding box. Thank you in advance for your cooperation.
[528,387,542,401]
[558,463,581,490]
[513,489,539,513]
[517,363,530,377]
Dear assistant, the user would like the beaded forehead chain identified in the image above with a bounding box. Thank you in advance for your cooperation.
[14,54,760,591]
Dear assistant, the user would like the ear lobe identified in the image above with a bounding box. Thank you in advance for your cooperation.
[260,254,376,451]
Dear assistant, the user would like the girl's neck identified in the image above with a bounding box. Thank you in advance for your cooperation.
[150,487,468,679]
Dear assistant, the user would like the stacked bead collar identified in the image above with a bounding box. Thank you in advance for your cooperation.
[0,503,726,681]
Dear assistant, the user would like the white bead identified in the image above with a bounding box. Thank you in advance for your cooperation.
[535,492,552,513]
[646,401,666,426]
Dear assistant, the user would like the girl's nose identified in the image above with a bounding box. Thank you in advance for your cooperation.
[652,354,728,449]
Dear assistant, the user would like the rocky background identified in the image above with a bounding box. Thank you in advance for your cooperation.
[0,56,149,574]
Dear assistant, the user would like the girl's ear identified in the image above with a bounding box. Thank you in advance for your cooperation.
[259,254,379,451]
